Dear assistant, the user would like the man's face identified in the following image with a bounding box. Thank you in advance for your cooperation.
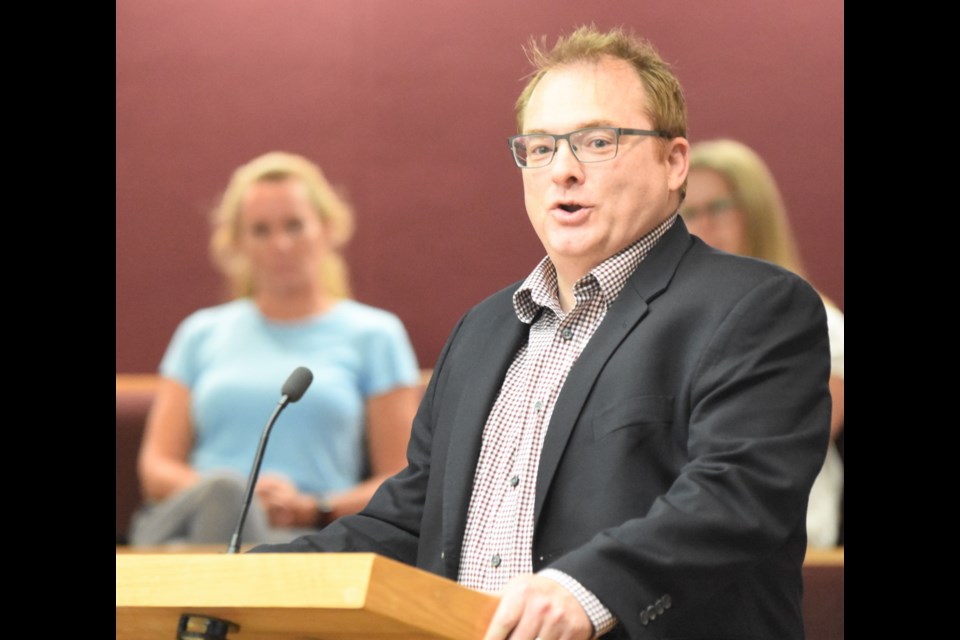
[520,57,688,280]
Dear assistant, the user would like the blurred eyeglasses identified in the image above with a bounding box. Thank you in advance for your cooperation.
[680,198,736,222]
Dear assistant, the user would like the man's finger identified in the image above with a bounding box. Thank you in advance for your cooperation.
[482,589,524,640]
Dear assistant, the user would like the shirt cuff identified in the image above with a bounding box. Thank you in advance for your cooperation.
[539,568,617,638]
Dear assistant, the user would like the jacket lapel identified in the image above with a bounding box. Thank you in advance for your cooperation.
[534,219,694,523]
[441,293,528,575]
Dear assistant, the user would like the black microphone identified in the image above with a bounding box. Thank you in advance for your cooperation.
[280,366,313,403]
[226,366,314,554]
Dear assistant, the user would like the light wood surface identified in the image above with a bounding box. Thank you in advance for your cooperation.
[803,546,844,566]
[116,373,161,393]
[117,548,842,638]
[116,552,498,639]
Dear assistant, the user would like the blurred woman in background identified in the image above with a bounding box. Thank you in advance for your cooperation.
[683,138,844,548]
[131,151,422,546]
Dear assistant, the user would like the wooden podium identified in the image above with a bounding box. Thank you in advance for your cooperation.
[116,553,499,639]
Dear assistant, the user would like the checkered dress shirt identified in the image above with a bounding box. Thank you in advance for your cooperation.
[457,214,677,637]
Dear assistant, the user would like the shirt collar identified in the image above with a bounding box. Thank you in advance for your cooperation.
[513,213,677,324]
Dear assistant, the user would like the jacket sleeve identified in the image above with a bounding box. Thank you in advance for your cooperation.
[547,272,832,637]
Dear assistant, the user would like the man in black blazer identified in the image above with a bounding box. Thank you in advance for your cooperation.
[255,26,831,640]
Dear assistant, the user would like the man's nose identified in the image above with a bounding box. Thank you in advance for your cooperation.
[550,139,584,184]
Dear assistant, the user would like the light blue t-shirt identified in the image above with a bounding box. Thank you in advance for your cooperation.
[160,299,420,495]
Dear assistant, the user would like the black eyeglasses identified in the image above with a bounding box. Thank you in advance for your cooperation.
[508,126,672,168]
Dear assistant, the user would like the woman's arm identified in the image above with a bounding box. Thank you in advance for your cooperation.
[136,377,200,502]
[264,384,422,527]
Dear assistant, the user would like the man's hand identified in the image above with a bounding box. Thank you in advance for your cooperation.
[483,574,593,640]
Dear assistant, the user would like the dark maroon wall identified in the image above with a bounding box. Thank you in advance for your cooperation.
[117,0,843,372]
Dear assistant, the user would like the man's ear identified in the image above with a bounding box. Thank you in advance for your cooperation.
[665,137,690,192]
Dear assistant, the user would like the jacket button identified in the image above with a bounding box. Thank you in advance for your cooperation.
[662,594,672,609]
[440,551,445,560]
[639,610,650,626]
[655,602,665,615]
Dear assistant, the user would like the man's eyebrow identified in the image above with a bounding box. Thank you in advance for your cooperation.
[521,120,618,135]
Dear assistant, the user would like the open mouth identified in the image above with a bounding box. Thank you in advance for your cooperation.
[558,204,583,213]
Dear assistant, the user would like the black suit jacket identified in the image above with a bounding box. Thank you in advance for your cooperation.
[255,220,831,639]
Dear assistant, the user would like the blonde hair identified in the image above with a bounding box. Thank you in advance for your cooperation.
[515,25,687,145]
[209,151,355,299]
[689,139,805,276]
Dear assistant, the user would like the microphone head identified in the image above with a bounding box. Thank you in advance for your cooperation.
[281,366,313,403]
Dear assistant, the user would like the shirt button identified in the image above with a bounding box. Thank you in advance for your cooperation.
[491,554,501,568]
[534,401,543,412]
[509,475,519,488]
[561,327,573,340]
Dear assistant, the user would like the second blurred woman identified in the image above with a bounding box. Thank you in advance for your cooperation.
[683,139,844,548]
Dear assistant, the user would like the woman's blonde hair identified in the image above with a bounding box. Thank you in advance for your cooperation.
[209,151,355,299]
[689,139,805,276]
